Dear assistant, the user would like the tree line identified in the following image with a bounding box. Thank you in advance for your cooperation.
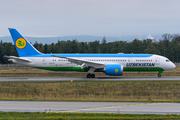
[0,33,180,64]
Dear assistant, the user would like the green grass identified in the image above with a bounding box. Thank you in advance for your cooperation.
[0,112,180,120]
[1,81,180,102]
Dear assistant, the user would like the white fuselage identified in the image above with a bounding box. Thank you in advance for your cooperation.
[12,54,176,71]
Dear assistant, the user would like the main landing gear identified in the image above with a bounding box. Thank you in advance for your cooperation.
[87,67,96,78]
[158,73,161,78]
[87,73,95,78]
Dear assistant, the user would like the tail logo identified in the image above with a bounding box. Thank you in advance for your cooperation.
[15,38,26,49]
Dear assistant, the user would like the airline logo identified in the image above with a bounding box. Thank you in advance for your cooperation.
[115,69,118,73]
[126,63,155,67]
[15,38,26,49]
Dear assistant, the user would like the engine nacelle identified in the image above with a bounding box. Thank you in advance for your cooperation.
[103,64,123,76]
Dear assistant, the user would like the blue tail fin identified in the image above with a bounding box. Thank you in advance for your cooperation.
[8,28,41,57]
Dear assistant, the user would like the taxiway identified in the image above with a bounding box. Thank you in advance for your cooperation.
[0,101,180,114]
[0,76,180,82]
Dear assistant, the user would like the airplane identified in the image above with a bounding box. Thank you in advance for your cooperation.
[4,28,176,78]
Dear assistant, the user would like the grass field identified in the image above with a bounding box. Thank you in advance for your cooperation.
[0,112,180,120]
[0,81,180,102]
[0,66,179,77]
[0,67,179,102]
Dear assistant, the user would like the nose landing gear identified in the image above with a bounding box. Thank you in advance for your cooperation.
[158,73,161,78]
[158,71,163,78]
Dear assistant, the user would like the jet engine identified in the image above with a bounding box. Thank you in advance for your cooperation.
[103,64,123,76]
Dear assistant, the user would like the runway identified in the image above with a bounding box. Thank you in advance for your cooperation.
[0,76,180,82]
[0,101,180,114]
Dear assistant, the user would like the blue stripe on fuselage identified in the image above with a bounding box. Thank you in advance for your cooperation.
[26,54,153,57]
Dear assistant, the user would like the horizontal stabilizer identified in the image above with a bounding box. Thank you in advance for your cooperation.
[4,56,31,62]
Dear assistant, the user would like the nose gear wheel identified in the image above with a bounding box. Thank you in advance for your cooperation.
[158,73,161,78]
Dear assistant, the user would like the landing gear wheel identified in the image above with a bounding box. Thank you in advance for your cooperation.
[87,74,91,78]
[86,73,95,78]
[158,74,161,78]
[91,74,95,78]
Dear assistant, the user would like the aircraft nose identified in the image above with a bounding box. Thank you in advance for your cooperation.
[172,62,176,69]
[171,62,176,69]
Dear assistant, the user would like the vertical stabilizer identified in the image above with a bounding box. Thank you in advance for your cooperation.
[8,28,41,57]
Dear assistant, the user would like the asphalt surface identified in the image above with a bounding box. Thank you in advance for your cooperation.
[0,101,180,114]
[0,76,180,82]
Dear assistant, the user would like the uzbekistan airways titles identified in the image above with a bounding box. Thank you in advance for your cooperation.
[126,63,155,67]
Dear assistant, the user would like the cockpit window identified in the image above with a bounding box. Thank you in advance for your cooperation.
[166,59,169,62]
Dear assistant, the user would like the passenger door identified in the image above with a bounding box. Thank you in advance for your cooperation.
[155,57,160,65]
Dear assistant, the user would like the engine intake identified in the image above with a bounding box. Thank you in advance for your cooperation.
[103,64,123,76]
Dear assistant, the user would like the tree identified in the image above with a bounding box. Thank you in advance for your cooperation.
[162,33,173,41]
[110,41,124,53]
[88,40,100,53]
[100,36,107,53]
[78,42,85,53]
[130,39,143,53]
[69,40,79,53]
[144,43,160,54]
[44,44,48,53]
[0,33,180,64]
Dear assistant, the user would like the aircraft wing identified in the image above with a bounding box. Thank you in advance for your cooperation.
[4,56,31,62]
[51,55,105,69]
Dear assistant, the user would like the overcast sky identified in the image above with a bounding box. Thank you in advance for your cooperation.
[0,0,180,37]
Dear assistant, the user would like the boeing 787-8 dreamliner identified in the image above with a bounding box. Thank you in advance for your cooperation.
[5,28,176,78]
